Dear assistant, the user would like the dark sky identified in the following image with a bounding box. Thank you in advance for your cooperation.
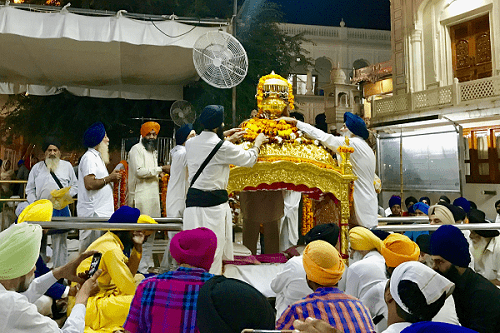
[272,0,391,30]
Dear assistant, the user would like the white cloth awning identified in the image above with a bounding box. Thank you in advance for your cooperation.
[0,5,226,100]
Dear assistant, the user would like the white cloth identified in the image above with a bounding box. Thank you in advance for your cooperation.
[381,322,412,333]
[77,148,113,251]
[51,232,68,268]
[362,279,388,332]
[127,140,162,217]
[279,191,301,252]
[183,131,259,274]
[474,236,500,282]
[496,214,500,223]
[297,121,378,228]
[26,160,78,204]
[345,250,386,300]
[1,271,86,333]
[270,255,313,320]
[166,145,189,218]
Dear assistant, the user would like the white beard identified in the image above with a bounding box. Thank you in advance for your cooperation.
[45,157,60,172]
[96,141,110,164]
[472,237,489,263]
[350,250,365,265]
[15,273,34,293]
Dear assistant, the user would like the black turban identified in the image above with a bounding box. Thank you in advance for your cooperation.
[42,137,61,152]
[304,223,340,246]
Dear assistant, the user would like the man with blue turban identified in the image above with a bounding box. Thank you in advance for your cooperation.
[279,112,378,228]
[77,122,121,252]
[183,105,267,274]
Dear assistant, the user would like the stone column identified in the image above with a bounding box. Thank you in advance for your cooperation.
[410,29,423,92]
[306,67,314,95]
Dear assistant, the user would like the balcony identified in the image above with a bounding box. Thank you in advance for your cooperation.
[372,76,500,124]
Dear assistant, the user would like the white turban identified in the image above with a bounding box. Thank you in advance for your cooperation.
[0,223,42,279]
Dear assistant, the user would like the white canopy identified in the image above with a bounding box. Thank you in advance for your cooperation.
[0,5,226,100]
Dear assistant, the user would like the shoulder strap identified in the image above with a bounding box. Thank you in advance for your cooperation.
[190,140,224,188]
[45,161,63,189]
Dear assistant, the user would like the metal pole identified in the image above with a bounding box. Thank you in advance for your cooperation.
[232,0,238,127]
[400,127,404,204]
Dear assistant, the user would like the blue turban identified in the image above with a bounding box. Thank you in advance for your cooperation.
[430,225,470,268]
[344,112,369,140]
[175,124,194,146]
[401,322,478,333]
[200,105,224,130]
[83,122,106,148]
[453,197,470,213]
[17,160,24,167]
[412,202,429,215]
[108,206,140,224]
[389,195,401,208]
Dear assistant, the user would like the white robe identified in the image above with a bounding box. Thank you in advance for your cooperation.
[166,145,189,218]
[279,191,301,251]
[297,121,378,228]
[345,250,386,300]
[183,131,259,274]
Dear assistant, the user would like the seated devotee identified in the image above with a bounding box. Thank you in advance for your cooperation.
[467,209,500,286]
[197,275,275,333]
[404,202,430,242]
[0,221,101,333]
[385,195,402,218]
[431,224,500,332]
[124,227,216,333]
[419,197,431,206]
[383,261,455,333]
[276,240,376,332]
[271,223,340,320]
[416,234,433,267]
[345,227,386,302]
[453,197,471,214]
[68,205,156,333]
[438,195,451,204]
[403,196,418,216]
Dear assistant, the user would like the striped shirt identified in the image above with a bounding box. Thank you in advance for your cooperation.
[276,287,376,332]
[123,267,213,333]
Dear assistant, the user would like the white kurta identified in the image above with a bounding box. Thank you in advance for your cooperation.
[381,322,412,333]
[297,121,378,228]
[26,160,78,204]
[0,272,86,333]
[183,131,259,274]
[279,191,301,251]
[270,255,313,320]
[166,145,189,218]
[127,140,162,217]
[345,250,387,300]
[474,236,500,282]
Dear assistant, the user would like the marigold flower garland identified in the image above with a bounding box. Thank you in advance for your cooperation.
[256,73,295,111]
[160,173,170,217]
[113,161,128,211]
[301,194,314,235]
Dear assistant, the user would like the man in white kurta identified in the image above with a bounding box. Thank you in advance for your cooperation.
[128,121,169,273]
[280,112,378,228]
[26,140,78,267]
[183,105,266,274]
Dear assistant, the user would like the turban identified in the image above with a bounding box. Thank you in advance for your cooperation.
[197,276,275,333]
[401,322,479,333]
[0,223,43,279]
[83,122,106,148]
[140,121,160,137]
[405,196,417,209]
[175,123,194,146]
[344,112,369,140]
[419,197,431,205]
[391,261,454,321]
[200,105,224,130]
[304,223,340,247]
[371,229,390,241]
[416,234,431,254]
[439,195,451,204]
[349,227,382,252]
[381,233,420,268]
[18,199,53,224]
[408,205,415,215]
[467,209,499,238]
[412,202,429,215]
[428,204,455,225]
[389,195,401,208]
[303,240,345,286]
[42,137,61,152]
[170,227,217,271]
[430,225,470,268]
[453,197,470,213]
[108,206,140,224]
[17,159,24,167]
[496,199,500,207]
[137,214,158,237]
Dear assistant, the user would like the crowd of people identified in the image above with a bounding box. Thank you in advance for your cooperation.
[0,106,500,333]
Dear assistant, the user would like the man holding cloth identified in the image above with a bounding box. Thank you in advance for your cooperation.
[128,121,169,273]
[183,105,266,274]
[26,138,78,267]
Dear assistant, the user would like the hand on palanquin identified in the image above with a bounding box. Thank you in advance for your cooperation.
[224,128,246,143]
[276,116,298,126]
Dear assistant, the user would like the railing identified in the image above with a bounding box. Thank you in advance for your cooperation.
[373,75,500,120]
[31,221,183,231]
[279,23,390,43]
[374,222,500,232]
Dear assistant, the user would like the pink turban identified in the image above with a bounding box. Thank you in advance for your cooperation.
[140,121,160,137]
[170,227,217,271]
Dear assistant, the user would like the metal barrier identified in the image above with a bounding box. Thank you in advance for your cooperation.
[377,217,430,224]
[31,221,183,231]
[374,223,500,232]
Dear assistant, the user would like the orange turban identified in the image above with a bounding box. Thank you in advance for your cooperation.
[349,227,382,252]
[141,121,160,137]
[303,240,345,286]
[381,233,420,268]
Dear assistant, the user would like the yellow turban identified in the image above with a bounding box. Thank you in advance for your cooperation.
[428,205,455,225]
[381,233,420,268]
[18,199,53,223]
[141,121,160,137]
[349,227,382,252]
[303,240,345,286]
[137,214,158,236]
[0,223,42,279]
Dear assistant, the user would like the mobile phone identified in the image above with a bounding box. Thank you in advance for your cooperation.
[88,253,102,278]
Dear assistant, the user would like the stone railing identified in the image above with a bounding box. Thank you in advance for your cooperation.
[372,75,500,120]
[352,60,392,83]
[279,23,390,43]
